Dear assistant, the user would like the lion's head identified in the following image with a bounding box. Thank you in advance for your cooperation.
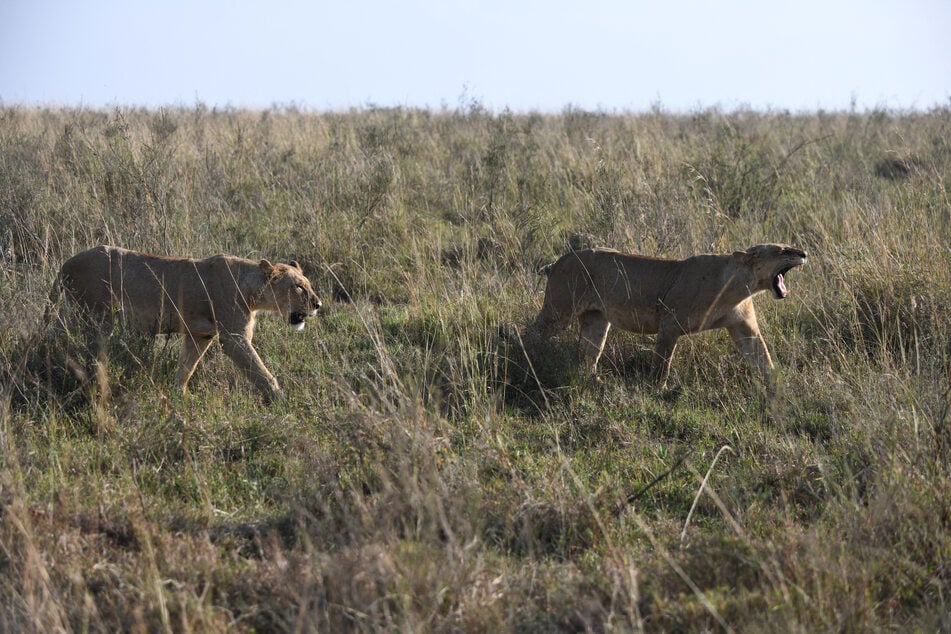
[258,260,322,330]
[734,244,808,300]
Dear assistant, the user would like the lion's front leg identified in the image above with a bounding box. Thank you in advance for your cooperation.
[726,320,774,383]
[219,333,283,402]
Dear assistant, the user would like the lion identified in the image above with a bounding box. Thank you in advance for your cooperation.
[51,245,322,402]
[531,243,807,385]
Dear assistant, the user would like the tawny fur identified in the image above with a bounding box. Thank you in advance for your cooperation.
[531,243,807,385]
[52,245,322,401]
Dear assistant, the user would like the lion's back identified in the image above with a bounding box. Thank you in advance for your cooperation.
[535,248,683,334]
[58,246,237,332]
[547,248,675,302]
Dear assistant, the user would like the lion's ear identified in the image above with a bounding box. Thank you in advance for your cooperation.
[732,251,750,265]
[259,259,276,276]
[288,260,301,270]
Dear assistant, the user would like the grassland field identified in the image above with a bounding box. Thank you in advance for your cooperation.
[0,103,949,632]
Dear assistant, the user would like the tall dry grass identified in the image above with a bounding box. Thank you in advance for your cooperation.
[1,103,949,631]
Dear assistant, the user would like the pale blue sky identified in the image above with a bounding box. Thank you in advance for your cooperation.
[1,0,949,112]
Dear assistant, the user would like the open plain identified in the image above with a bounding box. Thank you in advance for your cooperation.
[1,104,949,631]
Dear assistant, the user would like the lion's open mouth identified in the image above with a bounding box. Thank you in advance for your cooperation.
[773,269,791,299]
[772,260,806,299]
[289,311,308,331]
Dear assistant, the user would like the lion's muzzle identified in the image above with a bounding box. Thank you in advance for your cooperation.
[772,249,807,300]
[289,297,321,331]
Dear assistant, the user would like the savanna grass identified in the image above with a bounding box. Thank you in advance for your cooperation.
[1,103,949,632]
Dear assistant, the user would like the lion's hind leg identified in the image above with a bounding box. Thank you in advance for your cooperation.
[578,310,611,373]
[176,334,214,394]
[530,309,570,342]
[57,313,114,401]
[650,320,681,387]
[63,307,113,387]
[518,303,571,351]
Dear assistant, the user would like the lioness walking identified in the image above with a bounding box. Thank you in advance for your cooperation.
[532,243,807,385]
[52,245,322,402]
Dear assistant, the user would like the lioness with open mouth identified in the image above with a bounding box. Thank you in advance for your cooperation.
[51,245,322,402]
[531,243,807,386]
